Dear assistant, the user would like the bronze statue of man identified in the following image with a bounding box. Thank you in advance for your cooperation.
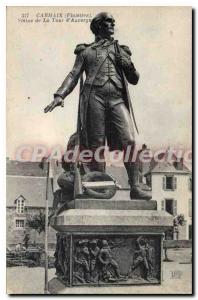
[44,12,150,200]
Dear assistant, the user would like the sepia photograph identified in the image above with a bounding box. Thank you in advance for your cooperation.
[6,6,192,294]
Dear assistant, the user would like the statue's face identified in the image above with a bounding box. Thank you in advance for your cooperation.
[100,14,115,36]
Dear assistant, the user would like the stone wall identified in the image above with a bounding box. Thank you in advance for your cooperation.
[6,206,57,248]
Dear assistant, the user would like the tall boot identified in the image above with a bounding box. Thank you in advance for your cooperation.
[124,162,152,200]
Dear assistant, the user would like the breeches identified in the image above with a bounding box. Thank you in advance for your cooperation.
[87,81,135,150]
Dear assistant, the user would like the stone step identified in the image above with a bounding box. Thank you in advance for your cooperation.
[69,199,157,210]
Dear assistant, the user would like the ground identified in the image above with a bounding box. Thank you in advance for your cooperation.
[6,248,192,295]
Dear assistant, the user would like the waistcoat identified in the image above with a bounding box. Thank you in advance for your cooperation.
[83,42,123,88]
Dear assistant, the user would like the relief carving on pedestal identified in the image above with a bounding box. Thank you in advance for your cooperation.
[72,236,160,285]
[54,234,160,286]
[54,235,70,285]
[129,236,155,281]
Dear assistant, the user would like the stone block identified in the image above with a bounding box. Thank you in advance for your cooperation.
[50,199,173,288]
[74,199,157,210]
[51,209,172,233]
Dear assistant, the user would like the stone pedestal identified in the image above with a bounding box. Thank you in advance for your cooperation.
[50,198,172,287]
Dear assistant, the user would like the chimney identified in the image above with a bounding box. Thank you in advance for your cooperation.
[174,158,183,170]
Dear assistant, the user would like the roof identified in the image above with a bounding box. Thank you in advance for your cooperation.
[6,160,130,185]
[7,176,54,207]
[6,163,130,208]
[6,159,63,176]
[6,160,47,177]
[148,161,191,175]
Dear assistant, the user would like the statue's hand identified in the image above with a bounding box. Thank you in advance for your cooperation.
[115,53,132,70]
[44,96,64,113]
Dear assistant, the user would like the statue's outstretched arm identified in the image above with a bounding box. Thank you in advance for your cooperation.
[55,52,85,99]
[44,51,85,113]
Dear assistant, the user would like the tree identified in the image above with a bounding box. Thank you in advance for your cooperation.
[26,211,45,235]
[173,214,185,242]
[164,214,185,261]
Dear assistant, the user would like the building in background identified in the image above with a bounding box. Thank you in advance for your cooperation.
[6,159,132,248]
[6,152,192,247]
[145,159,192,240]
[6,159,57,248]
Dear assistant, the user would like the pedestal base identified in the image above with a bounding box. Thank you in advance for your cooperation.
[51,199,172,287]
[54,232,162,286]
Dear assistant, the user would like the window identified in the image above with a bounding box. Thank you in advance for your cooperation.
[189,199,192,217]
[15,219,25,229]
[165,199,174,215]
[161,199,177,216]
[16,196,25,214]
[162,176,177,191]
[166,176,173,190]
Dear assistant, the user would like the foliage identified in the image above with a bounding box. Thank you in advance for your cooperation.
[26,211,45,234]
[173,214,185,227]
[165,214,185,240]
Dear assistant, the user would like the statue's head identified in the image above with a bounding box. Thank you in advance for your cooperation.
[90,12,115,37]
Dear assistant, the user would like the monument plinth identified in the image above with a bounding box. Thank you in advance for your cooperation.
[50,198,172,287]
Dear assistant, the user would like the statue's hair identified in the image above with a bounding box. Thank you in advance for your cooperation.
[90,12,113,35]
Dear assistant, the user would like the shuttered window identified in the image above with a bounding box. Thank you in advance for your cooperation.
[162,175,177,191]
[173,200,177,216]
[173,177,177,190]
[164,198,175,215]
[161,199,165,211]
[162,177,166,190]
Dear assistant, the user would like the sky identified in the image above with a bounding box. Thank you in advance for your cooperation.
[7,6,192,159]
